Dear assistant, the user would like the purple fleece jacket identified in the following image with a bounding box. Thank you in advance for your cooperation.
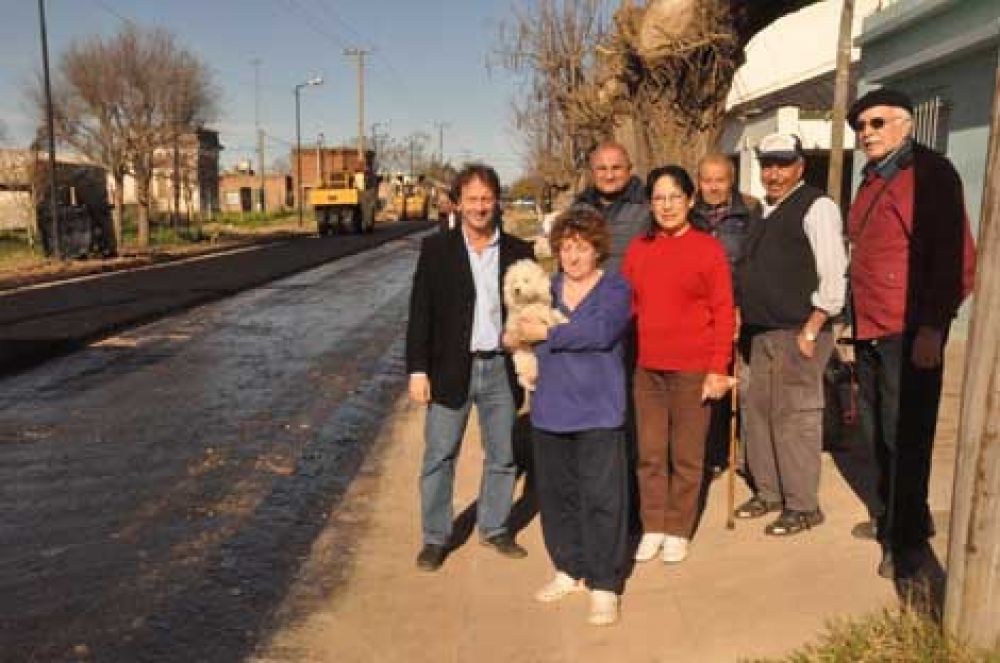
[530,270,633,433]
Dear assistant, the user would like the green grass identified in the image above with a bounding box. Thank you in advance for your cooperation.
[752,601,1000,663]
[0,230,46,269]
[208,209,299,228]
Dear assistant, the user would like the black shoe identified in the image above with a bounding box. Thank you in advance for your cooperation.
[416,544,447,571]
[480,533,527,559]
[851,519,879,541]
[877,546,894,579]
[764,508,825,536]
[893,544,928,580]
[734,495,783,519]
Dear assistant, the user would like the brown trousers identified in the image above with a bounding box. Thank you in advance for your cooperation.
[634,368,710,538]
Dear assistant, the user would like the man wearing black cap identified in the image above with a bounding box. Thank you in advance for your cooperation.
[737,133,847,536]
[846,88,977,579]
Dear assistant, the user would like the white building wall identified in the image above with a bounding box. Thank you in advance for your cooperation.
[727,0,880,109]
[721,0,880,197]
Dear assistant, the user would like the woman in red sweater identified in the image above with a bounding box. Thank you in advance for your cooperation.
[622,165,735,564]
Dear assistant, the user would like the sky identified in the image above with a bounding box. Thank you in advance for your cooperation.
[0,0,530,181]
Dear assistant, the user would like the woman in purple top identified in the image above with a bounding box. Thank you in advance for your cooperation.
[512,206,632,627]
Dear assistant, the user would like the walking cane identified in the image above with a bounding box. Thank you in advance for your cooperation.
[726,345,740,530]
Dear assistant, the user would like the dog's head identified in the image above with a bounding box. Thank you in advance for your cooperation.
[503,259,552,310]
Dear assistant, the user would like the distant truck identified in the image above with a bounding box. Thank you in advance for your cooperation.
[387,175,429,221]
[308,148,379,235]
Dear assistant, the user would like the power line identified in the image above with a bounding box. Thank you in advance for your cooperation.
[310,0,367,44]
[283,0,351,49]
[88,0,132,24]
[282,0,409,94]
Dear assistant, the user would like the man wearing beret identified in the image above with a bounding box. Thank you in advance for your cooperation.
[846,88,976,579]
[736,133,847,536]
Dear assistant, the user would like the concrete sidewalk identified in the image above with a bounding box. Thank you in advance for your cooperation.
[252,342,964,663]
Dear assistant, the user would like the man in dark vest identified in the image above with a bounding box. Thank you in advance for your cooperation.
[846,89,976,579]
[737,133,847,536]
[406,163,534,571]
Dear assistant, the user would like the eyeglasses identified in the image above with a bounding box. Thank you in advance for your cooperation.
[651,194,688,206]
[854,116,903,132]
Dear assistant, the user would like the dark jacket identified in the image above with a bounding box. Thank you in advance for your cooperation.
[405,226,534,408]
[690,189,758,305]
[575,176,649,271]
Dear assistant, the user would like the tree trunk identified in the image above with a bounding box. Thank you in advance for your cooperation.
[827,0,854,206]
[943,66,1000,651]
[112,173,125,253]
[136,175,150,248]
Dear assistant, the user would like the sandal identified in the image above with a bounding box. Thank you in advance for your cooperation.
[765,509,825,536]
[734,496,782,519]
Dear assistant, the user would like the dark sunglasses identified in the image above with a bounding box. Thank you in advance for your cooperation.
[854,117,892,131]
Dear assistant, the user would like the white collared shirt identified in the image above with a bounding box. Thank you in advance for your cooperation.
[463,227,503,352]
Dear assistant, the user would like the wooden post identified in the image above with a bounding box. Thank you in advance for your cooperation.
[943,62,1000,651]
[826,0,854,207]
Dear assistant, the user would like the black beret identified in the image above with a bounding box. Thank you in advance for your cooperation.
[848,88,914,129]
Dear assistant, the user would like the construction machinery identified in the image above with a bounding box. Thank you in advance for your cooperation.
[309,148,379,235]
[388,175,430,221]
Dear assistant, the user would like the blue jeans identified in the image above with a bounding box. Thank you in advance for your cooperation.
[420,355,516,546]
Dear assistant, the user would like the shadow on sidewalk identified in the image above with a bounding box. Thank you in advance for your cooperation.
[446,413,539,551]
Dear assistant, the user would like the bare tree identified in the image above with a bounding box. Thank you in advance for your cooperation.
[494,0,609,192]
[497,0,823,187]
[39,24,217,250]
[378,132,432,175]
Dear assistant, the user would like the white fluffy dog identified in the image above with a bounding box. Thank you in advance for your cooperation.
[503,259,568,391]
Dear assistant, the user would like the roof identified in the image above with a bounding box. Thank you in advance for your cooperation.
[726,61,860,119]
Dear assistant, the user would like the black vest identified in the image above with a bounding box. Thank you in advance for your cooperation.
[741,184,824,329]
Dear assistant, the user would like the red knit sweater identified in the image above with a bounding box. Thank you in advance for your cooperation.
[622,229,734,374]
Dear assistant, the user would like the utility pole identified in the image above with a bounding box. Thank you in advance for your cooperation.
[826,0,854,207]
[433,121,450,164]
[253,58,266,212]
[944,64,1000,650]
[409,136,416,177]
[37,0,59,258]
[370,121,385,157]
[344,47,371,158]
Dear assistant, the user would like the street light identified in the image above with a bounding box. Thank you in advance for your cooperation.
[294,75,323,227]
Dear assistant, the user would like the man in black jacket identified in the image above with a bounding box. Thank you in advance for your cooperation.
[574,141,649,270]
[406,163,534,571]
[691,153,758,475]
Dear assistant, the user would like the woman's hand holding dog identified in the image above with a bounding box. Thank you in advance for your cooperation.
[701,372,737,402]
[517,316,550,343]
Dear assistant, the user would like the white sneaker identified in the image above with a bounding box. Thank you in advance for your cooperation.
[534,571,585,603]
[662,535,689,563]
[634,532,666,562]
[588,590,620,626]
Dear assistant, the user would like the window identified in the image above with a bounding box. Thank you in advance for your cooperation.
[912,96,950,153]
